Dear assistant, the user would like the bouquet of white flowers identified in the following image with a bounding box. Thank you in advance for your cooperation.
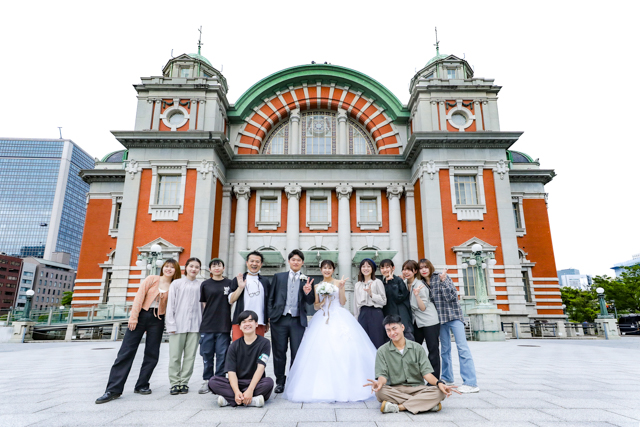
[316,281,339,296]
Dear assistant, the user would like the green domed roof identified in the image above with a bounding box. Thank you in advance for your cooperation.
[507,150,534,163]
[426,53,449,67]
[188,53,212,66]
[101,149,128,163]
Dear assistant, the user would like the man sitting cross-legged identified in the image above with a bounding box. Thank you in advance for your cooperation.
[209,310,274,407]
[364,315,461,414]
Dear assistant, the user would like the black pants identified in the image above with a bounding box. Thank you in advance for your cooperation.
[270,314,305,386]
[414,323,441,379]
[209,376,274,407]
[105,309,165,394]
[358,306,386,349]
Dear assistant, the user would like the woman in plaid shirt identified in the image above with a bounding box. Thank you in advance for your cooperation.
[419,259,479,394]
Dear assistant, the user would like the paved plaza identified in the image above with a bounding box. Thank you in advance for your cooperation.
[1,337,639,427]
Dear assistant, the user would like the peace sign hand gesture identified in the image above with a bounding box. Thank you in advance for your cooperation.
[303,277,314,295]
[439,268,448,281]
[413,284,424,297]
[337,276,346,289]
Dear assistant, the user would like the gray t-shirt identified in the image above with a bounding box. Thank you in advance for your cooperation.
[409,279,440,328]
[165,277,202,333]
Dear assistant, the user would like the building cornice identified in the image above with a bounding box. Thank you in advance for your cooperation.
[404,131,523,164]
[79,169,126,183]
[508,169,556,184]
[228,154,408,169]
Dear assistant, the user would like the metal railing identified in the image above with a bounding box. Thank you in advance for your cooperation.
[2,304,134,326]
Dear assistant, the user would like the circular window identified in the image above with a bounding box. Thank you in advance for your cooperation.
[169,112,185,126]
[451,112,467,127]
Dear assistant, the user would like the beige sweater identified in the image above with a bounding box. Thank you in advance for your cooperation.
[129,275,169,323]
[354,278,387,319]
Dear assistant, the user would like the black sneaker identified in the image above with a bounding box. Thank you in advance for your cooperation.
[134,387,152,395]
[180,385,189,394]
[170,386,181,395]
[95,392,121,404]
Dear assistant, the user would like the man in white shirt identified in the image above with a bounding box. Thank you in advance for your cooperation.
[229,251,271,341]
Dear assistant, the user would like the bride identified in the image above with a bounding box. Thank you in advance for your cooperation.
[282,260,377,402]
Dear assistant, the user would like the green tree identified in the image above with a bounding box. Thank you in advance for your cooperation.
[560,287,598,322]
[592,265,640,313]
[61,291,73,306]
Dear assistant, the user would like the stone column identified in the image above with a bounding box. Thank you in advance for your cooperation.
[404,186,419,261]
[232,185,251,276]
[284,185,302,256]
[190,161,218,263]
[336,185,353,311]
[217,185,233,269]
[337,108,348,154]
[418,163,446,266]
[386,185,404,267]
[289,109,301,154]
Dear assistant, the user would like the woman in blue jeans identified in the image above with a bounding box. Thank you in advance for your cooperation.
[419,259,479,393]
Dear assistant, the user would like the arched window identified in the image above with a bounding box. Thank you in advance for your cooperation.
[260,111,376,155]
[262,123,288,154]
[302,112,335,154]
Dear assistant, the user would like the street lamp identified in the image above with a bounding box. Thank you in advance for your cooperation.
[59,306,65,323]
[461,244,497,306]
[596,287,612,319]
[135,243,164,276]
[19,289,35,321]
[562,304,567,316]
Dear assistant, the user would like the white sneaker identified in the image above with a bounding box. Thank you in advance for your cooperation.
[199,381,211,394]
[217,396,229,407]
[429,402,442,412]
[248,395,264,407]
[457,385,480,393]
[380,400,399,413]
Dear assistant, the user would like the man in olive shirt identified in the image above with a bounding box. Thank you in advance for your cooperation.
[364,315,460,414]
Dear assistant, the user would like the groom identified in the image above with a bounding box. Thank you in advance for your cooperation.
[268,249,315,393]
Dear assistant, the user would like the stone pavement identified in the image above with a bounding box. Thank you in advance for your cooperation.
[1,337,639,427]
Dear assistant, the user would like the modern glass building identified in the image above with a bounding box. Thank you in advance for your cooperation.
[0,139,95,268]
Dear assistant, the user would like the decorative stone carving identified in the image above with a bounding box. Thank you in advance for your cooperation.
[125,159,142,179]
[404,187,414,198]
[422,160,438,180]
[496,159,508,180]
[233,185,251,200]
[197,159,214,180]
[284,185,302,200]
[386,185,403,199]
[335,185,353,200]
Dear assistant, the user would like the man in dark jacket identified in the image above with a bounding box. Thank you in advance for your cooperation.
[228,251,271,341]
[380,259,414,341]
[267,249,315,393]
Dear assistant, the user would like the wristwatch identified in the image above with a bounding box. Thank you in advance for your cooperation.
[436,380,445,387]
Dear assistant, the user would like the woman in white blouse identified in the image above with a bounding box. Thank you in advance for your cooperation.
[354,258,387,348]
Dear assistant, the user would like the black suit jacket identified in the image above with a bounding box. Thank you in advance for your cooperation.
[229,273,271,325]
[268,271,315,327]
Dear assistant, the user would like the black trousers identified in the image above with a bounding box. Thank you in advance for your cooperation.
[106,309,165,394]
[270,314,305,386]
[209,376,274,407]
[414,323,441,379]
[358,306,386,349]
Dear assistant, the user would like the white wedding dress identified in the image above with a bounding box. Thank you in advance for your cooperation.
[282,287,378,402]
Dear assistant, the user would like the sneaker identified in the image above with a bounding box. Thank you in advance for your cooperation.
[199,381,211,394]
[457,385,480,393]
[217,396,229,407]
[380,400,399,413]
[248,395,264,407]
[429,402,442,412]
[170,385,180,395]
[180,385,189,394]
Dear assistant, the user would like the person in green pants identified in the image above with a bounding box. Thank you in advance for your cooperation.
[166,257,203,395]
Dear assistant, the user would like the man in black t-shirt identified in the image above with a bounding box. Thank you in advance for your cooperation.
[198,259,233,394]
[209,310,274,407]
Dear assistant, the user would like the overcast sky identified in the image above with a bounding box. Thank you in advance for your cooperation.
[1,0,637,277]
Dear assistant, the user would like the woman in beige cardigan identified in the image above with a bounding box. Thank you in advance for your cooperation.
[354,258,387,348]
[96,259,181,404]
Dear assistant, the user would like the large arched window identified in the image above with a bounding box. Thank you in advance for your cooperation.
[261,111,375,155]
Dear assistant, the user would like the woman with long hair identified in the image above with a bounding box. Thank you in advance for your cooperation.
[282,260,377,402]
[354,258,387,348]
[406,259,440,379]
[166,257,203,395]
[96,259,181,404]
